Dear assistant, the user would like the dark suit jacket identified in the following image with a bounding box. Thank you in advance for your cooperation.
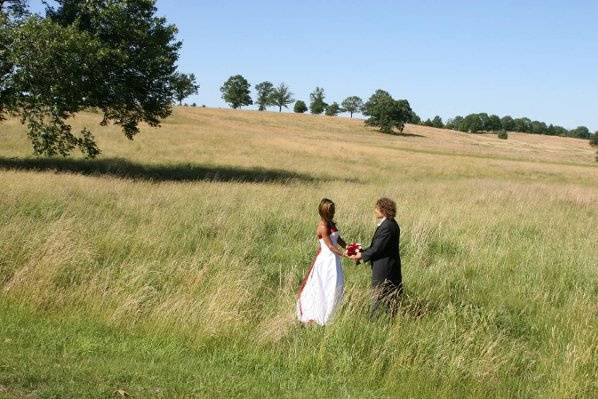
[361,218,402,289]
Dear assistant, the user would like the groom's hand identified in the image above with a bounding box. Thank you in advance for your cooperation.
[349,253,363,262]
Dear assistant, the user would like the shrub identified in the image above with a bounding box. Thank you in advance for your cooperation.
[498,130,508,140]
[294,100,307,113]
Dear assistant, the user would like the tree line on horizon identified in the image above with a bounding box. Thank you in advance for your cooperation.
[217,74,597,144]
[218,75,366,118]
[218,75,419,134]
[417,113,596,140]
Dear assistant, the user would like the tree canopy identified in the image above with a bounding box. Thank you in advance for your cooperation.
[341,96,363,118]
[172,72,199,105]
[325,102,341,116]
[254,81,274,111]
[309,87,327,115]
[294,100,307,113]
[362,90,413,134]
[270,83,294,112]
[444,112,590,139]
[220,75,252,109]
[1,0,182,157]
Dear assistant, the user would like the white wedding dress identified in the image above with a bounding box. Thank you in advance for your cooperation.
[296,226,344,325]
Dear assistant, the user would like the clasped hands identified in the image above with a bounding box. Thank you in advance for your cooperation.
[344,250,362,263]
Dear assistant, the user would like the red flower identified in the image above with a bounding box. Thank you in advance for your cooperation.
[346,243,362,256]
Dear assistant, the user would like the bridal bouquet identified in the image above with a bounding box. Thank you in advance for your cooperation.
[346,243,363,256]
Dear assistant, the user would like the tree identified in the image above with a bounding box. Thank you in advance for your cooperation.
[423,118,433,127]
[487,114,502,131]
[446,116,463,130]
[220,74,252,109]
[513,117,532,132]
[3,0,182,157]
[172,72,199,105]
[431,115,444,128]
[590,132,598,147]
[461,114,482,133]
[270,83,294,112]
[254,81,274,111]
[309,87,327,114]
[477,113,490,131]
[293,100,307,113]
[325,102,340,116]
[530,120,548,134]
[409,112,421,125]
[0,0,27,19]
[0,11,15,121]
[340,96,363,118]
[362,89,413,134]
[500,116,514,131]
[569,126,591,139]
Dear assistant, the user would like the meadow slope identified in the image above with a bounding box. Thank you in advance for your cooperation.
[1,108,597,398]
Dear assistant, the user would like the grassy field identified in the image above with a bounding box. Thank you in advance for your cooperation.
[1,108,597,398]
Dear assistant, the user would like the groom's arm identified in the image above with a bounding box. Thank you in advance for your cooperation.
[361,226,391,263]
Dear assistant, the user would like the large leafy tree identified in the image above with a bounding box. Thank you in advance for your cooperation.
[340,96,363,118]
[2,0,182,157]
[270,83,294,112]
[172,72,199,105]
[0,0,28,121]
[220,74,252,109]
[309,87,327,114]
[254,81,274,111]
[362,90,413,134]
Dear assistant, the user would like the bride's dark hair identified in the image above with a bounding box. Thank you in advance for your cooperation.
[318,198,335,224]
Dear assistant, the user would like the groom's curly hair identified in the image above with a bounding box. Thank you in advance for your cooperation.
[376,197,396,218]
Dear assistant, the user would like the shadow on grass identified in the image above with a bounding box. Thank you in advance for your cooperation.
[396,132,425,138]
[0,156,324,184]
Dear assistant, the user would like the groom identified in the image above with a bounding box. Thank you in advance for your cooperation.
[349,197,403,317]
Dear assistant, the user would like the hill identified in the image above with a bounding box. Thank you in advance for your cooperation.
[0,108,597,398]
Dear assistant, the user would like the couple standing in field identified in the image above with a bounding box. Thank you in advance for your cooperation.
[297,197,403,325]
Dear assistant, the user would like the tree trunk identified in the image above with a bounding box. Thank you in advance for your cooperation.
[350,111,353,118]
[279,105,282,112]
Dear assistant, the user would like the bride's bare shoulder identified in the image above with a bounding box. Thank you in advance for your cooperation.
[316,221,328,235]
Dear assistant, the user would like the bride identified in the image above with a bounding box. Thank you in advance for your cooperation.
[297,198,348,325]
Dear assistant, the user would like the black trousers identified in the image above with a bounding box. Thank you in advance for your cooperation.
[369,279,403,319]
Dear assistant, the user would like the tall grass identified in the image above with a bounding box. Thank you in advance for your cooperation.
[0,108,597,398]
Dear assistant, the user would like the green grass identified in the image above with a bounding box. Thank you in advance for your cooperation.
[0,108,597,398]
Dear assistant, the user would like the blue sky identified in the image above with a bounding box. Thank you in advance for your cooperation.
[32,1,598,130]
